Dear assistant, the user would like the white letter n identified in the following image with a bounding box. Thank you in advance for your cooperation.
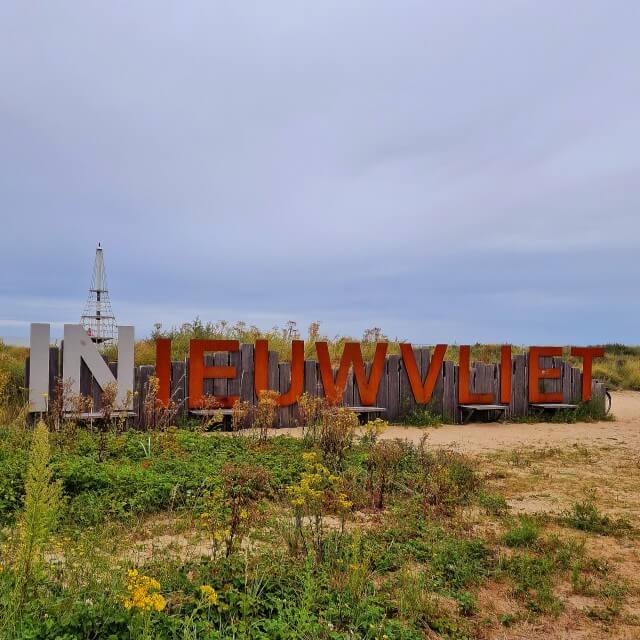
[63,324,134,410]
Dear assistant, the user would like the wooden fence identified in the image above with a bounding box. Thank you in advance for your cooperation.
[26,346,607,426]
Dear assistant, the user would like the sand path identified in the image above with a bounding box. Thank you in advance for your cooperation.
[277,391,640,454]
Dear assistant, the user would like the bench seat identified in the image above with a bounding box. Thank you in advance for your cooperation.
[459,404,507,424]
[63,410,136,420]
[189,409,234,416]
[459,404,507,411]
[530,403,577,410]
[345,405,386,424]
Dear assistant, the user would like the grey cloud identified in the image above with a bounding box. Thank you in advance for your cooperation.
[0,1,638,345]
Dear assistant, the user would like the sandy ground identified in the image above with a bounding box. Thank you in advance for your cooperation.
[278,391,640,454]
[380,390,640,453]
[130,392,640,638]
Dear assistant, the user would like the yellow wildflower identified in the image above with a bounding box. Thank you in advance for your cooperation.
[213,528,229,543]
[123,569,166,613]
[200,584,218,605]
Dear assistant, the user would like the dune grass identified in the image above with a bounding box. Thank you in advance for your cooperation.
[0,411,637,639]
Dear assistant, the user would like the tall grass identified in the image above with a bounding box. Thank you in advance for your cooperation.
[103,318,404,365]
[592,349,640,391]
[1,421,63,637]
[0,341,28,425]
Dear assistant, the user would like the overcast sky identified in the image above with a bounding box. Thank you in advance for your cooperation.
[1,1,638,345]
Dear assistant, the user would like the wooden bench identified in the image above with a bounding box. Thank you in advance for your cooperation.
[529,403,578,415]
[189,408,233,428]
[459,404,507,425]
[346,406,387,424]
[63,410,137,421]
[189,409,234,417]
[191,406,386,428]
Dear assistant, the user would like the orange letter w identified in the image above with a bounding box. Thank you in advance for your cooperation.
[316,342,387,406]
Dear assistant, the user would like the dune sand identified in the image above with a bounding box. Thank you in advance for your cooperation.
[277,391,640,454]
[379,390,640,453]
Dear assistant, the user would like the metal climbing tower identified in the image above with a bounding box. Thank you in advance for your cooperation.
[80,243,117,343]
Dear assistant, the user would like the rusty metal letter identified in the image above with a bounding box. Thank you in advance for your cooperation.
[155,338,172,408]
[458,345,494,404]
[254,339,305,406]
[188,339,239,409]
[500,344,512,405]
[400,343,447,404]
[570,346,605,401]
[316,341,388,406]
[528,346,563,403]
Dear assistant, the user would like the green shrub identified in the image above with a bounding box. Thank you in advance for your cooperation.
[366,439,406,509]
[0,450,27,524]
[398,404,443,427]
[562,497,632,536]
[503,517,539,548]
[429,536,492,590]
[454,590,476,616]
[501,552,559,613]
[478,491,508,515]
[418,441,480,514]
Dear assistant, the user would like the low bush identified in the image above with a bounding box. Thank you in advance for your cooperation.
[417,440,480,515]
[478,491,509,515]
[503,517,540,548]
[365,438,406,510]
[398,404,443,427]
[562,496,633,536]
[0,427,307,527]
[200,462,271,557]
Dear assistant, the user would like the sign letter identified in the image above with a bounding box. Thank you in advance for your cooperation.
[500,345,512,404]
[188,339,239,409]
[63,324,134,410]
[400,344,447,404]
[528,346,562,404]
[570,347,605,401]
[28,323,50,413]
[458,345,493,404]
[254,339,305,406]
[316,341,388,406]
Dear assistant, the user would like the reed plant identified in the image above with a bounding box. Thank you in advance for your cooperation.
[1,421,63,637]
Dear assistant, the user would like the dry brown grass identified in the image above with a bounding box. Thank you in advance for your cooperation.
[469,441,640,639]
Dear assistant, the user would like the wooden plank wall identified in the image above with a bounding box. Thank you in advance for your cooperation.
[32,346,605,425]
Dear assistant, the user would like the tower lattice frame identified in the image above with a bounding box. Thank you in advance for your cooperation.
[80,243,117,343]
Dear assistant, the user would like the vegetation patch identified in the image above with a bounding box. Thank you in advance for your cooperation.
[561,495,634,537]
[502,517,540,548]
[0,347,637,639]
